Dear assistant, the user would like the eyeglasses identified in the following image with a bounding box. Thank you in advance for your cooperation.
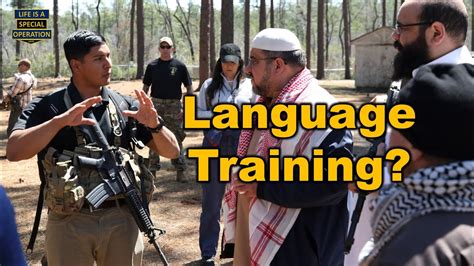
[247,57,277,66]
[393,21,433,34]
[160,45,172,49]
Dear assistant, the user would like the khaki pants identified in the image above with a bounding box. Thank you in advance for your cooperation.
[45,206,144,266]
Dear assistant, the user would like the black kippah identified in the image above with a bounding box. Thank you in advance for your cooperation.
[398,63,474,160]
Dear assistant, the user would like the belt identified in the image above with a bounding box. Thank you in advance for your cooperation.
[151,98,181,103]
[83,198,127,211]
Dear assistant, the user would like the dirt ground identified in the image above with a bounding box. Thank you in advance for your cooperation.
[0,78,379,265]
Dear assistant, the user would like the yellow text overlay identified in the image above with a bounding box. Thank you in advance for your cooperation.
[188,147,410,192]
[183,96,415,139]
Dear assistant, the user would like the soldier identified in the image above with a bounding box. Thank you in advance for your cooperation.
[6,30,180,266]
[6,58,37,137]
[142,36,193,182]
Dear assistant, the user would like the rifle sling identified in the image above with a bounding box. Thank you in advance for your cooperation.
[15,72,35,97]
[26,160,47,253]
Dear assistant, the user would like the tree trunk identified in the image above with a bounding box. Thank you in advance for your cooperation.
[270,0,274,27]
[342,0,351,79]
[71,0,78,30]
[53,0,60,77]
[135,0,144,79]
[244,0,250,63]
[199,0,210,87]
[316,0,325,79]
[210,0,216,71]
[16,0,22,60]
[372,0,380,31]
[278,0,287,27]
[174,0,196,61]
[220,0,233,45]
[155,0,175,42]
[76,0,79,28]
[338,12,344,65]
[306,0,311,69]
[129,0,135,62]
[259,0,266,30]
[393,0,398,27]
[471,0,473,50]
[96,0,101,34]
[0,6,3,92]
[115,0,121,49]
[382,0,386,27]
[325,0,329,63]
[71,0,75,29]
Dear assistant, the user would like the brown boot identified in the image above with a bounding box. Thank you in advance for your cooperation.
[176,170,186,183]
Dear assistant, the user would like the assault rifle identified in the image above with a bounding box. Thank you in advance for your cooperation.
[344,85,400,254]
[77,110,169,266]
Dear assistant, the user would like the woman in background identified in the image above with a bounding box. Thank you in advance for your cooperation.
[197,43,255,264]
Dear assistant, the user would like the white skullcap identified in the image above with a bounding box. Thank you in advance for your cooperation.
[251,28,301,51]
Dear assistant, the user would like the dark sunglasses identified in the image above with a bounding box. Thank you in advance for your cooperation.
[160,45,172,49]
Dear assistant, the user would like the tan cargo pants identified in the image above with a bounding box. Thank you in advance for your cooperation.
[45,206,144,266]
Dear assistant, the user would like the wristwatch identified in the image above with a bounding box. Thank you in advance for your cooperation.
[147,116,164,133]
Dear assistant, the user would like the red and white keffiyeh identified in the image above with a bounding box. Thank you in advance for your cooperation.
[222,68,320,265]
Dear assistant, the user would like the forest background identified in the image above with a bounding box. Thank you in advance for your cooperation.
[1,0,473,86]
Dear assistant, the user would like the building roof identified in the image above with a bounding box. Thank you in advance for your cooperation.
[351,27,394,46]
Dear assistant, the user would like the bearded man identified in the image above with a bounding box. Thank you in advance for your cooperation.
[347,1,474,264]
[391,0,473,81]
[222,28,354,266]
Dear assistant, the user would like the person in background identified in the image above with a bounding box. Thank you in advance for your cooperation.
[360,63,474,265]
[142,37,193,182]
[0,186,27,266]
[6,58,37,137]
[196,43,255,265]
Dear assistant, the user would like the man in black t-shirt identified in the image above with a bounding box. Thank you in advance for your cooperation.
[7,30,180,265]
[143,36,193,182]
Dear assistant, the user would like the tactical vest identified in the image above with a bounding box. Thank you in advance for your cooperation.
[42,88,155,214]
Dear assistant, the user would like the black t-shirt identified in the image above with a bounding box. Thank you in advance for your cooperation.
[143,58,192,99]
[13,83,153,158]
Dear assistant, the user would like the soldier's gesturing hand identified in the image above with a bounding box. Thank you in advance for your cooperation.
[56,96,102,127]
[123,89,159,128]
